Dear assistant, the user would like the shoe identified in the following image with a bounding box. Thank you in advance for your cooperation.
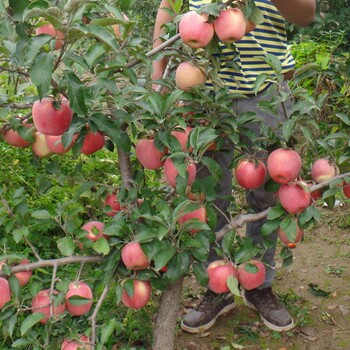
[242,287,295,332]
[181,290,235,334]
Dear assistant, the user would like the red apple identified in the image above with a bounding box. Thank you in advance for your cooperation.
[178,205,207,234]
[31,289,66,324]
[35,23,64,50]
[163,158,196,188]
[306,180,322,203]
[234,159,267,189]
[278,181,311,214]
[3,123,33,148]
[65,281,93,316]
[0,277,11,309]
[277,221,303,246]
[112,13,129,38]
[267,148,302,184]
[32,131,54,157]
[135,138,167,170]
[238,260,266,291]
[81,221,110,242]
[343,181,350,198]
[61,335,91,350]
[32,97,73,136]
[45,134,77,154]
[104,193,123,217]
[14,259,32,286]
[121,242,149,270]
[121,279,151,309]
[175,62,207,91]
[81,131,105,155]
[214,8,247,44]
[311,158,339,183]
[171,126,193,152]
[179,11,214,49]
[245,19,256,34]
[207,260,239,294]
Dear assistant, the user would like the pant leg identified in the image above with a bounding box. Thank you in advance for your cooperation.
[235,81,292,288]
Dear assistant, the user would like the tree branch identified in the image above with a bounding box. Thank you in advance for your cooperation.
[0,255,103,278]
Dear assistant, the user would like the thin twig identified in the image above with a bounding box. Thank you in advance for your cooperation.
[90,285,110,350]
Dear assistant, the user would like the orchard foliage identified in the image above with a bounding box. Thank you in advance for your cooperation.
[0,0,349,349]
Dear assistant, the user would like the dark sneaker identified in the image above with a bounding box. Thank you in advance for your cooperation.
[181,290,235,333]
[242,287,295,332]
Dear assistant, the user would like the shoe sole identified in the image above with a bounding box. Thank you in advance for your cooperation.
[180,302,235,334]
[241,290,295,332]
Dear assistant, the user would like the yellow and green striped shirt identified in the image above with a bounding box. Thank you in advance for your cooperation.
[189,0,295,94]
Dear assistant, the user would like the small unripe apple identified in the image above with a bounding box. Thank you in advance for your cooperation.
[234,159,266,189]
[121,280,151,309]
[311,158,339,183]
[35,23,64,50]
[179,11,214,49]
[0,277,11,309]
[121,242,149,270]
[81,131,105,155]
[32,97,73,136]
[238,260,266,291]
[32,131,54,157]
[267,148,301,184]
[135,138,167,170]
[163,158,196,188]
[65,281,93,316]
[31,289,66,324]
[214,8,247,44]
[175,62,207,91]
[207,260,238,294]
[278,181,311,214]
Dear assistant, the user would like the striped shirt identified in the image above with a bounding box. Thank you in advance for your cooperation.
[189,0,295,94]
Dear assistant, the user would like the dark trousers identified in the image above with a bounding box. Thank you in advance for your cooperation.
[198,81,292,288]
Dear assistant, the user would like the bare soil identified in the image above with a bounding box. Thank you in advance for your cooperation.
[175,203,350,350]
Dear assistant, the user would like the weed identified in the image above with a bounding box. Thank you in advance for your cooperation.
[325,264,346,276]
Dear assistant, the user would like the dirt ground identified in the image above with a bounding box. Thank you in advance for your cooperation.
[175,202,350,350]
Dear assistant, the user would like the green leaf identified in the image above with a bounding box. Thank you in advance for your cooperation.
[267,206,284,220]
[20,313,46,336]
[308,283,331,297]
[192,262,208,287]
[86,24,119,50]
[8,275,20,300]
[64,70,88,115]
[29,52,55,99]
[9,0,31,21]
[66,295,92,306]
[253,73,269,94]
[57,237,75,257]
[227,275,240,296]
[12,227,29,243]
[153,244,177,271]
[92,238,110,255]
[100,318,120,345]
[31,210,51,220]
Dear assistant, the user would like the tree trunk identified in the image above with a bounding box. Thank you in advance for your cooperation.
[152,277,184,350]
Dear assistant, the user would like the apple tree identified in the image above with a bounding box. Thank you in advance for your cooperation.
[0,0,349,349]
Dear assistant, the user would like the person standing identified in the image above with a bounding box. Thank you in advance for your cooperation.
[152,0,316,333]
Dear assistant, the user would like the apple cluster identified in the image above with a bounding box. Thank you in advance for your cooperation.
[233,148,347,248]
[3,97,106,157]
[174,7,256,91]
[207,259,266,294]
